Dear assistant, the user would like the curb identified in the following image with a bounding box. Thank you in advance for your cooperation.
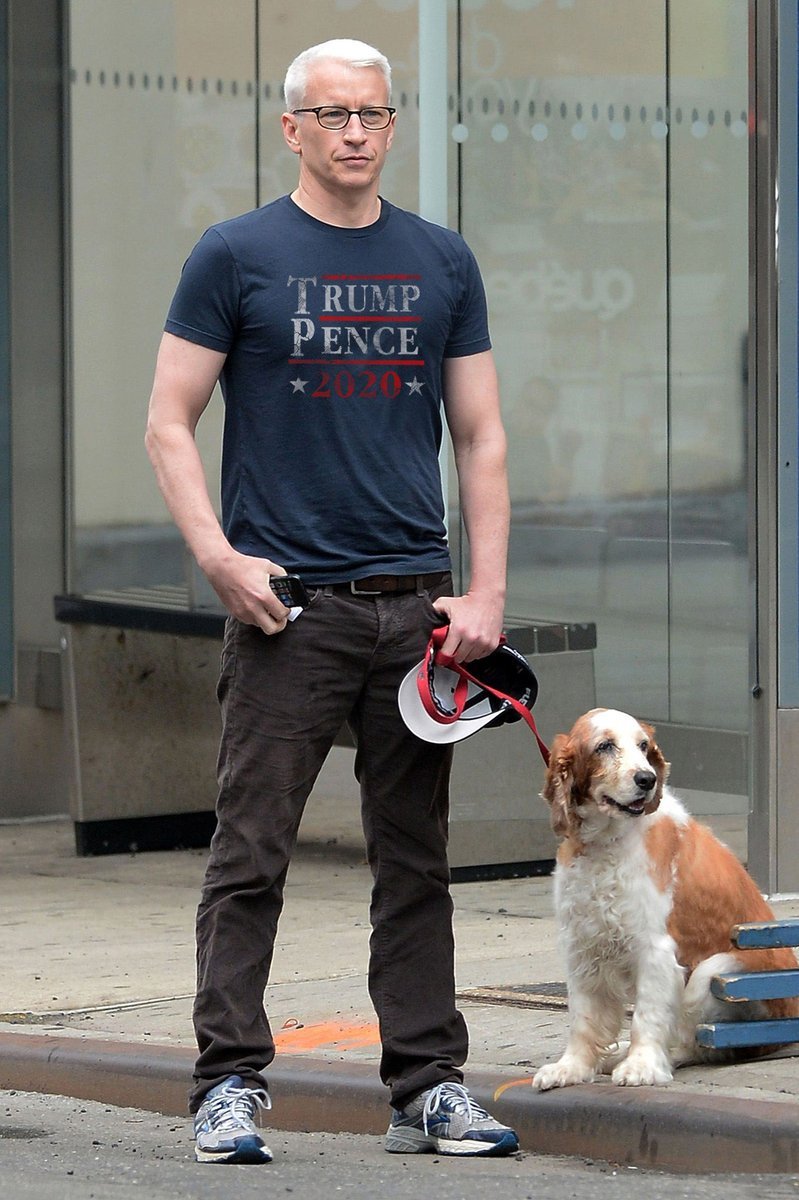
[2,1031,799,1174]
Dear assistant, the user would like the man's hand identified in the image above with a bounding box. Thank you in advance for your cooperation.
[204,549,292,635]
[431,591,504,663]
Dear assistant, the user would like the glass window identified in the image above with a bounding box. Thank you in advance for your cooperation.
[457,0,749,736]
[67,0,420,605]
[68,0,255,600]
[668,1,749,729]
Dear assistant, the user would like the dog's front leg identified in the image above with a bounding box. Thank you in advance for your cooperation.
[533,987,623,1091]
[611,947,682,1087]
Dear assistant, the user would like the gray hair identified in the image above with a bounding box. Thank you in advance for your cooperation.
[283,39,392,110]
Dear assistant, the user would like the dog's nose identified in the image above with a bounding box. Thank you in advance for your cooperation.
[634,769,656,793]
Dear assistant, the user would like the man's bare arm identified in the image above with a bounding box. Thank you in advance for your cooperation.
[436,349,510,662]
[145,332,290,633]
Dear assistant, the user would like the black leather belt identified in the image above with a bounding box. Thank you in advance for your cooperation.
[316,572,448,596]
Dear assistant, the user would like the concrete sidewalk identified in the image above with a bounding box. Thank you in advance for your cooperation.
[2,803,799,1175]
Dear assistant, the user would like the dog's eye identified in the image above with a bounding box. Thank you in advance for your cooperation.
[639,741,649,753]
[595,739,615,754]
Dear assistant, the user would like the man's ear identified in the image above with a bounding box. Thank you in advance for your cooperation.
[541,733,577,838]
[282,112,302,153]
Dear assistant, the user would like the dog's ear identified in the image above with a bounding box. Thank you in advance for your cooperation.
[641,721,670,814]
[541,733,579,837]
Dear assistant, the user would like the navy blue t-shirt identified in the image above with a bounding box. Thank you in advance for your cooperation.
[165,195,491,581]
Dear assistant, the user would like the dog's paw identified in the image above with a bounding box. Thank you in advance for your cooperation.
[532,1057,596,1091]
[611,1050,673,1087]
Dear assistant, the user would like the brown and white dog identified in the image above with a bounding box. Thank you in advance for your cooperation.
[533,708,798,1091]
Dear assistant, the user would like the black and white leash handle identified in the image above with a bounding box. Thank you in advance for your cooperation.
[422,623,551,766]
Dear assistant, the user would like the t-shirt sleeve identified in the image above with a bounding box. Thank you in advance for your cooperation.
[164,228,240,353]
[443,241,492,359]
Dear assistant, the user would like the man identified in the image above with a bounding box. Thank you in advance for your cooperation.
[145,38,515,1163]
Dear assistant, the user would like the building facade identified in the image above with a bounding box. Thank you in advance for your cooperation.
[1,1,797,889]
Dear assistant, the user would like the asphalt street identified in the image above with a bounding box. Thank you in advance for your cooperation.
[3,1091,799,1200]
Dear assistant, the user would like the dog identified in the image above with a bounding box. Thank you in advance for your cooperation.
[532,708,799,1091]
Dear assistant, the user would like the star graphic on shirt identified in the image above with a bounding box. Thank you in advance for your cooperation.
[405,377,425,396]
[290,376,309,394]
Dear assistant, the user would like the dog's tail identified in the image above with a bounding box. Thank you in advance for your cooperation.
[673,952,790,1066]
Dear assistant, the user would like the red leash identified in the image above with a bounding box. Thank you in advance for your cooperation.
[419,627,551,766]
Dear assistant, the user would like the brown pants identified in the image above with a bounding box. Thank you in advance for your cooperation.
[190,576,468,1112]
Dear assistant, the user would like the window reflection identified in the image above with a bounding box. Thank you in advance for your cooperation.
[457,0,748,734]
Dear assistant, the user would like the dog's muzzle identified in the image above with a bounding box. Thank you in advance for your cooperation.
[605,797,647,816]
[604,770,657,817]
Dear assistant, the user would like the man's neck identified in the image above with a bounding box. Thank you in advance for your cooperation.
[290,184,382,229]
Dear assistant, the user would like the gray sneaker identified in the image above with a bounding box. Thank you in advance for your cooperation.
[193,1074,272,1164]
[385,1081,519,1156]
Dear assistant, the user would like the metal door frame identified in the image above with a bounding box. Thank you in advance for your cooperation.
[750,0,799,893]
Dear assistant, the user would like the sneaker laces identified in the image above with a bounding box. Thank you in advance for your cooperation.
[203,1083,271,1135]
[421,1082,488,1133]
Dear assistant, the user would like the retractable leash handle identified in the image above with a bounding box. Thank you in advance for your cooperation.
[424,626,551,766]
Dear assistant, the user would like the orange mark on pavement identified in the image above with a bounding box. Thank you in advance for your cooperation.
[274,1019,380,1052]
[493,1076,535,1102]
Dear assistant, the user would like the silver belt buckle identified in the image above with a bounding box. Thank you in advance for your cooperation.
[350,579,382,595]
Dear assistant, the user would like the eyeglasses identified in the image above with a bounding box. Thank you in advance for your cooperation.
[291,105,396,131]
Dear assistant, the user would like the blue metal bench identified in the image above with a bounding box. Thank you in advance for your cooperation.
[696,919,799,1050]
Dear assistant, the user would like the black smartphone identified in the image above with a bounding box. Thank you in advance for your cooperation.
[269,573,310,609]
